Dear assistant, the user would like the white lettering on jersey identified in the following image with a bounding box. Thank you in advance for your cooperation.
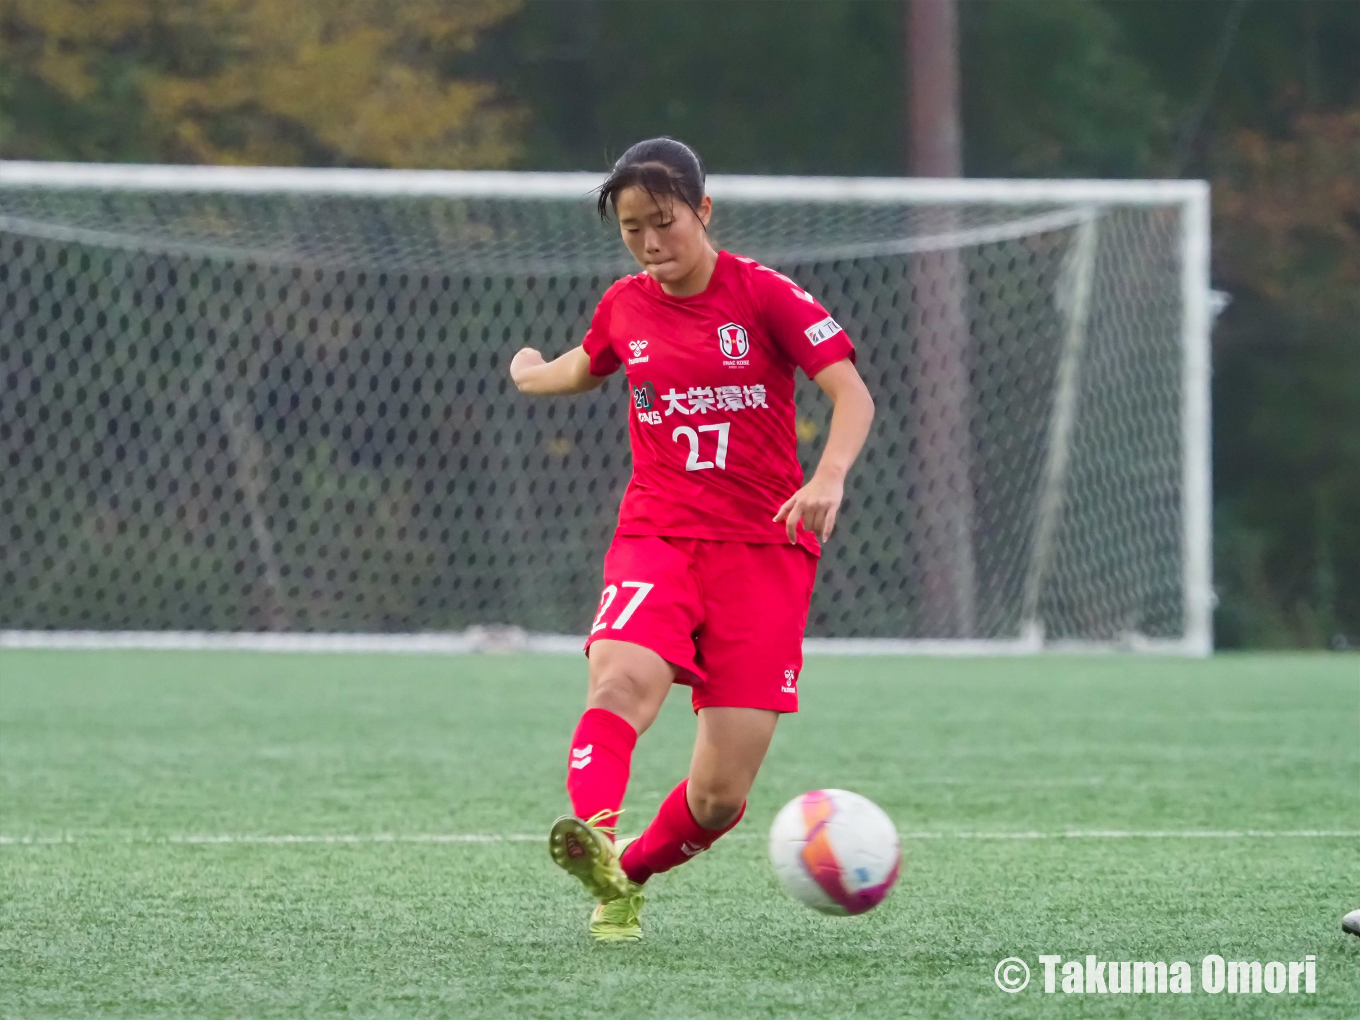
[715,385,745,411]
[687,387,717,414]
[804,316,842,346]
[662,388,692,415]
[657,383,769,416]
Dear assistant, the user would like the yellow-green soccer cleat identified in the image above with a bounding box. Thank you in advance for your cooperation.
[589,882,645,943]
[548,810,632,904]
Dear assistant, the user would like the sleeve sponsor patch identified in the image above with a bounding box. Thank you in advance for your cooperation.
[804,316,842,346]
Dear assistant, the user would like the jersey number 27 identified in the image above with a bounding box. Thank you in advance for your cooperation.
[672,423,730,471]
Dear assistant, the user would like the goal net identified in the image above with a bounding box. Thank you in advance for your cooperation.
[0,165,1211,653]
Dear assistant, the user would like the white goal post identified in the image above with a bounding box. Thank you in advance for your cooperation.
[0,162,1212,655]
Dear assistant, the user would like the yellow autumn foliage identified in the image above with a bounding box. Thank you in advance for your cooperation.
[0,0,522,167]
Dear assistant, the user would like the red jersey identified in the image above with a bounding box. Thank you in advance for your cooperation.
[582,250,856,556]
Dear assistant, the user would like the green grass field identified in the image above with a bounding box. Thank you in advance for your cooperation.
[1,650,1357,1018]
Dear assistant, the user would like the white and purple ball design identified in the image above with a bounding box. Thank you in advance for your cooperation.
[768,789,901,915]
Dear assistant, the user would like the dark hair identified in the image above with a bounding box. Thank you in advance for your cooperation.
[596,137,706,221]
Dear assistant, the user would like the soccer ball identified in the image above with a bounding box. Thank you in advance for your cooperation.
[768,789,901,915]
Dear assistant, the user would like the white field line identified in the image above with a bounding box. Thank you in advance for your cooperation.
[2,829,1356,847]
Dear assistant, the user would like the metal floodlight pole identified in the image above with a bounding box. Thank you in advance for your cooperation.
[904,0,977,637]
[907,0,962,178]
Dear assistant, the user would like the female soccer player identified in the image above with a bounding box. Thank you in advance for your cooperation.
[509,137,875,942]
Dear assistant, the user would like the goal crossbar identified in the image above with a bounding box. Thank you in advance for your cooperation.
[0,160,1205,206]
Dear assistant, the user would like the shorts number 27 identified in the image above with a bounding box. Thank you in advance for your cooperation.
[591,581,655,633]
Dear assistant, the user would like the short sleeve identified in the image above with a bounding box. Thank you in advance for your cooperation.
[582,285,624,377]
[757,268,856,378]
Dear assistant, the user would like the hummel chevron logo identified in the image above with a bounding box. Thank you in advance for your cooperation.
[679,841,706,857]
[570,744,593,769]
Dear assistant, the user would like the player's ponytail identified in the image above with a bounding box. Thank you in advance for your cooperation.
[596,137,706,222]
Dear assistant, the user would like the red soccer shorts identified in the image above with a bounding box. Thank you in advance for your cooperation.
[582,535,818,713]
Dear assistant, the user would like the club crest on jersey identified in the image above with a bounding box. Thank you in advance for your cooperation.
[627,339,649,364]
[717,323,751,366]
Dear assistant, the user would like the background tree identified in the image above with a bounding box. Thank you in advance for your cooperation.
[0,0,521,166]
[488,0,1360,648]
[1211,111,1360,647]
[1,0,1357,646]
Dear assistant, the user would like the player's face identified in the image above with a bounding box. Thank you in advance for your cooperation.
[614,186,713,286]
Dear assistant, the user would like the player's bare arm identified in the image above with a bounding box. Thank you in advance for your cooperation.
[773,358,874,544]
[509,344,605,396]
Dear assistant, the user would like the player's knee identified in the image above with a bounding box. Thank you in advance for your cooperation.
[587,666,652,721]
[687,783,745,830]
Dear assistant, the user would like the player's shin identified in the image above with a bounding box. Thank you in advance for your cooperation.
[619,779,746,884]
[565,707,638,830]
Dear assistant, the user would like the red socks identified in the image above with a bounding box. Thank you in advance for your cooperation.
[620,779,746,884]
[565,713,746,883]
[565,708,638,829]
